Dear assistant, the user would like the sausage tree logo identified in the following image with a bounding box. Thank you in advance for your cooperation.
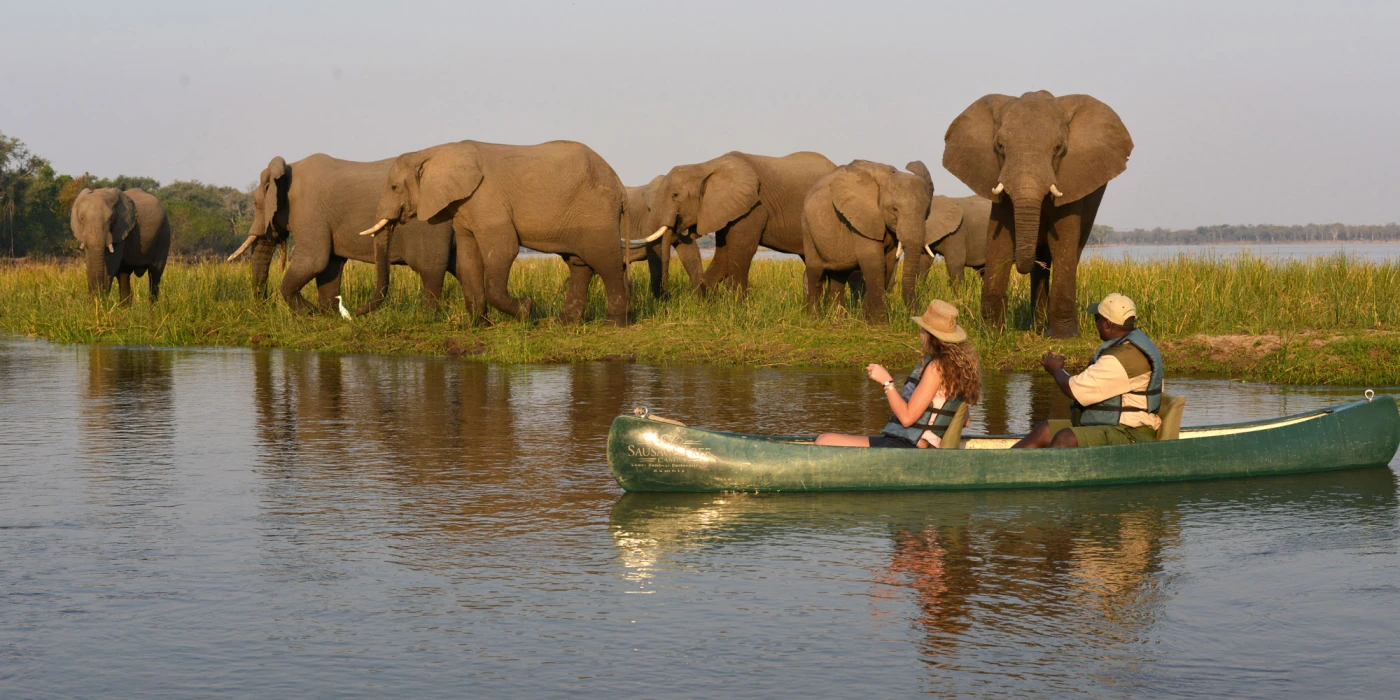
[626,431,713,471]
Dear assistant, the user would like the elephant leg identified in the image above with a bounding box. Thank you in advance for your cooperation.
[857,247,888,324]
[981,199,1015,329]
[882,246,900,293]
[279,243,329,314]
[476,232,530,320]
[599,261,629,326]
[315,257,346,312]
[1045,195,1102,338]
[117,272,133,306]
[720,209,768,292]
[1029,243,1051,332]
[804,258,825,317]
[148,265,164,303]
[674,237,705,293]
[944,245,967,287]
[560,256,593,324]
[644,246,665,300]
[418,264,445,313]
[454,234,488,324]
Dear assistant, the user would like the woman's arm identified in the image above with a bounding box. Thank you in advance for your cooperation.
[876,362,943,427]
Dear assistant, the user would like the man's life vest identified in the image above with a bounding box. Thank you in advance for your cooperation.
[1072,329,1164,427]
[881,359,965,445]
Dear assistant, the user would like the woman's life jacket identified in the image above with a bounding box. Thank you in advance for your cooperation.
[881,359,965,446]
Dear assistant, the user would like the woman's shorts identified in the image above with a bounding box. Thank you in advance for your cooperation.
[868,435,918,448]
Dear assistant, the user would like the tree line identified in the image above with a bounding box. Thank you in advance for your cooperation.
[1088,223,1400,246]
[1,131,252,259]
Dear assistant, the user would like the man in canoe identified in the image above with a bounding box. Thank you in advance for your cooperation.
[816,299,982,448]
[1013,293,1164,448]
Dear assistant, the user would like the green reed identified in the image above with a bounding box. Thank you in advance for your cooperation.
[2,252,1398,386]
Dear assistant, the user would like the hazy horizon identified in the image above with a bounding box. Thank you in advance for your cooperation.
[4,0,1397,230]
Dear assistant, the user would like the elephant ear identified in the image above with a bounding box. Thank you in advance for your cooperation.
[416,145,485,223]
[943,94,1013,200]
[925,195,964,245]
[905,160,934,202]
[1054,94,1133,205]
[697,154,760,235]
[70,188,91,243]
[113,191,139,247]
[258,156,288,229]
[829,168,884,241]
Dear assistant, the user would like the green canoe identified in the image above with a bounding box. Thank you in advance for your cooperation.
[606,395,1400,493]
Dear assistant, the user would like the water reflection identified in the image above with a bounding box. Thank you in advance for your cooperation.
[610,468,1396,689]
[79,346,177,507]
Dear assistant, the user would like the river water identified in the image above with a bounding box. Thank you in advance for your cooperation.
[2,336,1397,698]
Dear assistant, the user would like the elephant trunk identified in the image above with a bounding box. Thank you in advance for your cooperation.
[355,222,395,315]
[1011,196,1043,275]
[85,246,111,297]
[249,236,278,299]
[898,221,925,308]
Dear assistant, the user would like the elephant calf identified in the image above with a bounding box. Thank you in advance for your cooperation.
[70,187,171,304]
[802,160,933,323]
[920,194,994,289]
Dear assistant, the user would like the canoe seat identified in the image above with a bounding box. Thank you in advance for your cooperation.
[1157,394,1186,440]
[940,402,970,449]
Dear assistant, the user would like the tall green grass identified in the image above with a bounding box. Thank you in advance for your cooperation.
[2,252,1398,385]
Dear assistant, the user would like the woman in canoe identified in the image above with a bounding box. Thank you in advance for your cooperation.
[816,299,982,448]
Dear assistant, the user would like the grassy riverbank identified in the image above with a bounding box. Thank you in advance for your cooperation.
[2,255,1398,386]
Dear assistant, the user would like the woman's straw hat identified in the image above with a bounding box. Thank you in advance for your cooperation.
[911,299,967,343]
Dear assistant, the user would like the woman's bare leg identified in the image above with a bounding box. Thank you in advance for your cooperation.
[815,433,873,447]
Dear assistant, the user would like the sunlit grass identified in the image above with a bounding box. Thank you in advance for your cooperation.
[2,252,1398,386]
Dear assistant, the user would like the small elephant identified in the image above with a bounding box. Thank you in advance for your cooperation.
[646,151,836,293]
[802,160,934,323]
[920,195,994,289]
[227,154,457,315]
[623,175,704,299]
[70,188,170,304]
[944,90,1132,337]
[364,140,630,325]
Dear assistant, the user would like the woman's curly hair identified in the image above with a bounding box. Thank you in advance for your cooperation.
[921,333,982,405]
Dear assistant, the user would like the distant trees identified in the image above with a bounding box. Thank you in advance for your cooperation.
[1089,223,1400,245]
[0,131,253,259]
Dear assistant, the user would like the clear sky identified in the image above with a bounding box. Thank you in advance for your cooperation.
[3,0,1397,229]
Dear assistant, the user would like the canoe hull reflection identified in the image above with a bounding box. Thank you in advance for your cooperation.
[606,397,1400,493]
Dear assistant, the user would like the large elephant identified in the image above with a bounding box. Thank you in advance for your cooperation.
[70,187,170,304]
[623,175,704,299]
[920,194,994,289]
[361,140,629,325]
[644,151,835,293]
[802,160,933,323]
[943,91,1132,337]
[226,154,456,315]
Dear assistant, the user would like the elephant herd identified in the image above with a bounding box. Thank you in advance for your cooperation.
[80,90,1132,339]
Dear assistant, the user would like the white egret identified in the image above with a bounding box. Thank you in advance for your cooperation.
[334,295,353,320]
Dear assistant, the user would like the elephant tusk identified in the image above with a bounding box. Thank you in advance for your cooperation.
[628,226,668,249]
[227,235,258,262]
[924,244,936,258]
[1050,184,1064,198]
[991,182,1004,195]
[358,218,390,237]
[895,242,903,259]
[107,243,114,253]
